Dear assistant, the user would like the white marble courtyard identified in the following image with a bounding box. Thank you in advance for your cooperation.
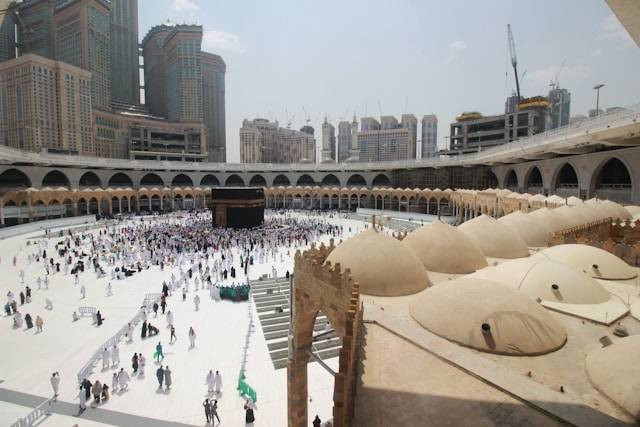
[0,211,367,427]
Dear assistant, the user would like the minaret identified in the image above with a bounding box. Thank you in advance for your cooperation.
[348,115,360,161]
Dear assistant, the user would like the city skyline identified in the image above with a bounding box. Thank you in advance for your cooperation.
[139,0,640,162]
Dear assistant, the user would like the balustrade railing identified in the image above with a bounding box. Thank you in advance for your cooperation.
[10,396,55,427]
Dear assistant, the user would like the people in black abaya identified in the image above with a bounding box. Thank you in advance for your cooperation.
[96,310,103,326]
[25,313,33,329]
[141,320,148,338]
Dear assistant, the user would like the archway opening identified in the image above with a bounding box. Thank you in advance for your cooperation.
[140,173,164,187]
[321,174,340,187]
[225,175,245,187]
[108,172,133,188]
[249,175,267,187]
[79,171,101,188]
[296,174,315,186]
[486,170,499,189]
[525,167,543,194]
[172,174,193,187]
[200,174,220,187]
[593,158,632,204]
[372,174,391,187]
[273,174,291,186]
[0,169,31,194]
[554,163,579,198]
[504,169,518,192]
[42,170,70,188]
[346,174,366,187]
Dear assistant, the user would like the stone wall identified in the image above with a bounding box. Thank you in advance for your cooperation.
[288,242,363,427]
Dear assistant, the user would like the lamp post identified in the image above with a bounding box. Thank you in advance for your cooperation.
[593,84,605,116]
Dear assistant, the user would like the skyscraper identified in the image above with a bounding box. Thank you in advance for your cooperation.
[354,115,417,162]
[201,52,226,162]
[141,23,172,117]
[421,114,438,158]
[337,121,351,162]
[164,24,203,122]
[54,0,112,110]
[240,118,316,164]
[0,0,16,61]
[15,0,57,59]
[109,0,139,106]
[321,118,336,162]
[547,87,571,129]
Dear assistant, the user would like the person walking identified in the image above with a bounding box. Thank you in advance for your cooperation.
[102,347,111,369]
[112,372,118,393]
[154,342,164,362]
[138,353,146,377]
[117,368,130,390]
[188,327,196,348]
[82,379,91,401]
[131,353,139,374]
[92,380,102,404]
[170,325,176,343]
[35,315,43,332]
[206,370,215,393]
[106,282,113,296]
[211,399,221,424]
[78,384,87,410]
[213,370,222,394]
[164,366,172,390]
[156,365,164,389]
[50,372,60,397]
[111,344,120,367]
[203,399,212,424]
[313,415,322,427]
[244,399,255,424]
[80,284,86,299]
[194,294,200,311]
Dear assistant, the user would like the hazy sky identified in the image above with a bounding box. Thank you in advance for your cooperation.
[139,0,640,162]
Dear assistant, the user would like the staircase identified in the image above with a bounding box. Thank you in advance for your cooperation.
[251,277,342,369]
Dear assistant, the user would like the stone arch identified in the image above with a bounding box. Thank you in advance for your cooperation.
[486,170,499,188]
[288,245,362,427]
[346,174,366,187]
[273,174,291,186]
[524,166,544,194]
[590,157,633,204]
[372,173,391,187]
[200,174,220,187]
[551,162,579,196]
[321,174,340,187]
[42,170,70,188]
[0,168,31,193]
[225,174,245,187]
[249,174,267,187]
[504,169,518,192]
[296,174,315,186]
[108,172,134,187]
[171,173,194,187]
[79,171,102,188]
[140,173,164,187]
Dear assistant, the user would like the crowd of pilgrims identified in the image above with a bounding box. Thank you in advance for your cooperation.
[4,210,346,421]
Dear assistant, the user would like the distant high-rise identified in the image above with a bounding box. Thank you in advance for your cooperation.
[0,0,16,61]
[201,52,226,162]
[109,0,140,106]
[141,23,173,118]
[15,0,57,59]
[354,114,418,162]
[337,121,351,162]
[547,87,570,129]
[164,25,203,122]
[421,115,438,158]
[505,93,520,114]
[54,0,112,110]
[321,118,336,162]
[240,118,316,164]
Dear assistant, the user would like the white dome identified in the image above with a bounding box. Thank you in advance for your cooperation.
[527,207,569,233]
[403,221,487,274]
[497,211,552,247]
[535,244,637,280]
[410,278,567,355]
[458,215,529,258]
[470,257,610,304]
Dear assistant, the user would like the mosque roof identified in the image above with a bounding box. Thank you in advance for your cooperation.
[553,205,595,228]
[497,210,552,247]
[585,335,640,422]
[529,194,547,202]
[545,195,565,205]
[409,278,567,355]
[458,214,529,258]
[567,196,583,206]
[527,207,569,233]
[624,205,640,216]
[325,228,430,297]
[402,220,487,274]
[535,244,637,280]
[470,257,610,304]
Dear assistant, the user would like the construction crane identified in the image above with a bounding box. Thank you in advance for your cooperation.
[507,24,521,101]
[549,59,566,90]
[301,106,311,124]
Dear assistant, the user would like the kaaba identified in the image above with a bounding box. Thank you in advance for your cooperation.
[211,187,265,228]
